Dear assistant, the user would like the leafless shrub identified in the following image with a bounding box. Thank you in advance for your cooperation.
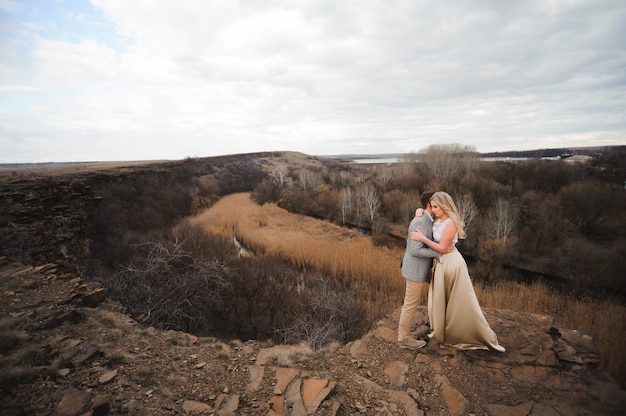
[554,237,622,290]
[99,240,232,334]
[223,256,295,340]
[251,178,281,205]
[276,273,367,349]
[371,221,398,248]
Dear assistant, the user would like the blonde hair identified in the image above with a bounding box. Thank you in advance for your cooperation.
[430,192,466,239]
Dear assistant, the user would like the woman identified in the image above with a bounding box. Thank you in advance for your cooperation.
[411,191,505,352]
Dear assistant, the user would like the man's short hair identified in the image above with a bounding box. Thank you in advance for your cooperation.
[420,192,434,208]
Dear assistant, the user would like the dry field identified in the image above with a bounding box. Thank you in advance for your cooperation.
[0,160,171,176]
[189,192,626,386]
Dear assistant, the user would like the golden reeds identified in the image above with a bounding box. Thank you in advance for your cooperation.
[188,193,406,318]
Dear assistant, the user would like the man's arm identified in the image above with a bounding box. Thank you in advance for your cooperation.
[409,218,440,259]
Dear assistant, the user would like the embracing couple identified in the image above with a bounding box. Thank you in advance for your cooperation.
[398,191,505,353]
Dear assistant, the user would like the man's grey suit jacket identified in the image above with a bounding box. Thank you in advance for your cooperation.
[401,214,440,282]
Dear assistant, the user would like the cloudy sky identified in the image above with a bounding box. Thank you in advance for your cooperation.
[1,0,625,163]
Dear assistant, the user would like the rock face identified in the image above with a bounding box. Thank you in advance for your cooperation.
[0,172,105,274]
[1,262,624,416]
[0,164,177,274]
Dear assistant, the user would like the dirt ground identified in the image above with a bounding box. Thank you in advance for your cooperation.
[1,261,451,415]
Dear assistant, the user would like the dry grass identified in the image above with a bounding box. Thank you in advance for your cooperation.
[0,160,170,176]
[258,342,315,367]
[188,192,406,319]
[189,192,625,385]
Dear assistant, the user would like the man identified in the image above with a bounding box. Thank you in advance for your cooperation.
[397,191,445,350]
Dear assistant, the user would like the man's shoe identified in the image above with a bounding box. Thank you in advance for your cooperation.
[398,337,426,350]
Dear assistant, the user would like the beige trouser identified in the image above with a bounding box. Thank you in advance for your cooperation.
[398,280,429,342]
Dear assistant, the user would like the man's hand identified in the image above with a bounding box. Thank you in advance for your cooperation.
[447,244,456,253]
[415,208,424,217]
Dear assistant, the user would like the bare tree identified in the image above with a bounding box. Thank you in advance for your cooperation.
[373,166,393,193]
[485,198,518,241]
[419,143,479,182]
[456,193,479,237]
[339,171,352,187]
[400,151,420,165]
[339,187,353,225]
[298,169,323,191]
[328,171,338,187]
[393,160,414,176]
[356,183,381,225]
[269,165,289,187]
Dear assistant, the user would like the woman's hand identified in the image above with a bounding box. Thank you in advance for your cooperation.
[410,229,425,242]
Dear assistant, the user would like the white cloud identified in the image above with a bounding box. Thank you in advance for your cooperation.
[0,0,624,162]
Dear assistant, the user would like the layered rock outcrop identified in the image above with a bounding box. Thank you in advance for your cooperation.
[0,172,105,273]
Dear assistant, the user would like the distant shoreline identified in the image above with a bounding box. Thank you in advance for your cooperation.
[325,144,624,161]
[0,160,171,175]
[2,144,623,173]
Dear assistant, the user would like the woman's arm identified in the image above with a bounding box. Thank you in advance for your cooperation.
[411,222,457,254]
[409,218,441,259]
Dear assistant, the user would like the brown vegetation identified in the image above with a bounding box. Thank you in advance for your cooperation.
[188,193,405,320]
[187,192,626,386]
[73,148,625,386]
[4,148,623,389]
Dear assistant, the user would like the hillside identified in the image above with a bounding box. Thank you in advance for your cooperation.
[1,153,625,415]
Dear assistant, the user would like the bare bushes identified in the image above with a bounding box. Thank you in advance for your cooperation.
[225,258,367,347]
[275,273,368,349]
[97,230,369,348]
[224,256,294,341]
[98,240,232,335]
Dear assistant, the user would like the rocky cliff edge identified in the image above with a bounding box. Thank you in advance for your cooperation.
[1,259,624,416]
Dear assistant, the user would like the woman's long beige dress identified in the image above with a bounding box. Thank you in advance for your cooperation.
[427,219,505,352]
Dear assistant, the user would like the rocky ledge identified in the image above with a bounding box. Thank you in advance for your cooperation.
[1,260,624,415]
